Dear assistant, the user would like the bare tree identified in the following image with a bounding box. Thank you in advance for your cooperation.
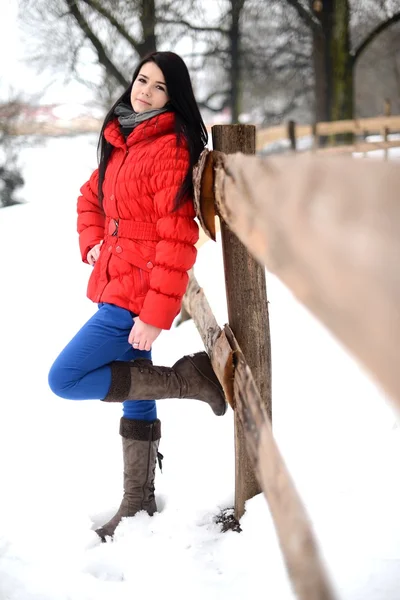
[286,0,400,122]
[19,0,176,109]
[161,0,314,124]
[354,0,400,115]
[0,100,25,208]
[20,0,312,124]
[19,0,400,127]
[240,2,313,124]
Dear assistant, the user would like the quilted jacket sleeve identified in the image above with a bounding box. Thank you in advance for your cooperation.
[77,168,105,263]
[139,140,199,329]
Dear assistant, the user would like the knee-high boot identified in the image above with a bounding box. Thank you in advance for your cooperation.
[103,351,227,416]
[96,417,161,541]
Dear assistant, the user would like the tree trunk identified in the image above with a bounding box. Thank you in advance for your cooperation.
[330,0,353,123]
[138,0,157,57]
[312,0,353,127]
[313,28,328,123]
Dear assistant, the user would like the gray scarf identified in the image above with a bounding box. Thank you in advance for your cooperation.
[114,102,169,130]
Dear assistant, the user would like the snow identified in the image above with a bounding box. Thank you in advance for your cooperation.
[0,134,400,600]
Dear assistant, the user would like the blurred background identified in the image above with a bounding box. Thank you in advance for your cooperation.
[1,0,400,208]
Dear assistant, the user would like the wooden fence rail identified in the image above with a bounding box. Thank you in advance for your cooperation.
[200,148,400,409]
[183,272,335,600]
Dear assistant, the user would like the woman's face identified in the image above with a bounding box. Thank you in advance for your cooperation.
[130,61,169,113]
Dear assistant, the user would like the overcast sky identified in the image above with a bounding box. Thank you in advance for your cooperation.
[0,0,20,91]
[0,0,94,106]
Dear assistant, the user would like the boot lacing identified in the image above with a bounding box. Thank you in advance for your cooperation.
[135,363,188,398]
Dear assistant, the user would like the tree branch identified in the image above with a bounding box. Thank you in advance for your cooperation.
[64,0,129,87]
[182,50,230,59]
[197,100,228,113]
[284,0,321,34]
[353,12,400,64]
[158,17,228,34]
[201,88,230,104]
[196,88,230,113]
[80,0,141,54]
[261,91,306,127]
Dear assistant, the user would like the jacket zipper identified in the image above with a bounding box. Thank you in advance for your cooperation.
[98,147,129,303]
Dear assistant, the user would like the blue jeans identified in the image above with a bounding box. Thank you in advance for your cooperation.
[48,303,157,421]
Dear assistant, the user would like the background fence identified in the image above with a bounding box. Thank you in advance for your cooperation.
[7,107,400,161]
[258,113,400,158]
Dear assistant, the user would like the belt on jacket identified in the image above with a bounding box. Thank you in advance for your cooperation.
[106,217,159,241]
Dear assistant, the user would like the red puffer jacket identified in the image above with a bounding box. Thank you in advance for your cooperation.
[77,112,199,329]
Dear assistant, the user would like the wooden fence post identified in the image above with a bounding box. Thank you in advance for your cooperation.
[312,122,318,152]
[362,129,368,158]
[287,119,297,151]
[211,124,272,520]
[383,98,391,160]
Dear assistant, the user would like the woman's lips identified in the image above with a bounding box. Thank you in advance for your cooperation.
[137,99,151,105]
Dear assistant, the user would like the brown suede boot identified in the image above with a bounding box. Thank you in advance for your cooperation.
[103,351,227,416]
[95,417,161,542]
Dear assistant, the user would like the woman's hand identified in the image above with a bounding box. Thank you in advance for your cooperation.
[87,242,103,266]
[129,316,162,351]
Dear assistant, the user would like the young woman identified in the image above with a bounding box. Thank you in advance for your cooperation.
[48,51,227,541]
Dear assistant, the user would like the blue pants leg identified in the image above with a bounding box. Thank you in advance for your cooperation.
[48,303,157,421]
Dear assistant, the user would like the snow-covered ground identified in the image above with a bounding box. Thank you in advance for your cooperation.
[0,135,400,600]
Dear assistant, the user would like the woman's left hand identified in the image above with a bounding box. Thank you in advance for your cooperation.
[129,317,162,351]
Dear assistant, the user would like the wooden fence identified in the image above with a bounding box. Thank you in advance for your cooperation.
[257,114,400,158]
[9,111,400,162]
[183,124,400,600]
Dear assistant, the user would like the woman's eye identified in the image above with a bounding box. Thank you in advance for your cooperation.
[157,86,166,92]
[138,77,146,83]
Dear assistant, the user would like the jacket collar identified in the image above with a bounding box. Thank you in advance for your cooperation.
[104,111,176,149]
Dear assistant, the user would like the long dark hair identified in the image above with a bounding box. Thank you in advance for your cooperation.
[97,51,208,210]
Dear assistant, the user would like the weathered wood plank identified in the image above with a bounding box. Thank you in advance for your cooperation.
[182,271,234,406]
[225,326,336,600]
[183,272,336,600]
[210,150,400,409]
